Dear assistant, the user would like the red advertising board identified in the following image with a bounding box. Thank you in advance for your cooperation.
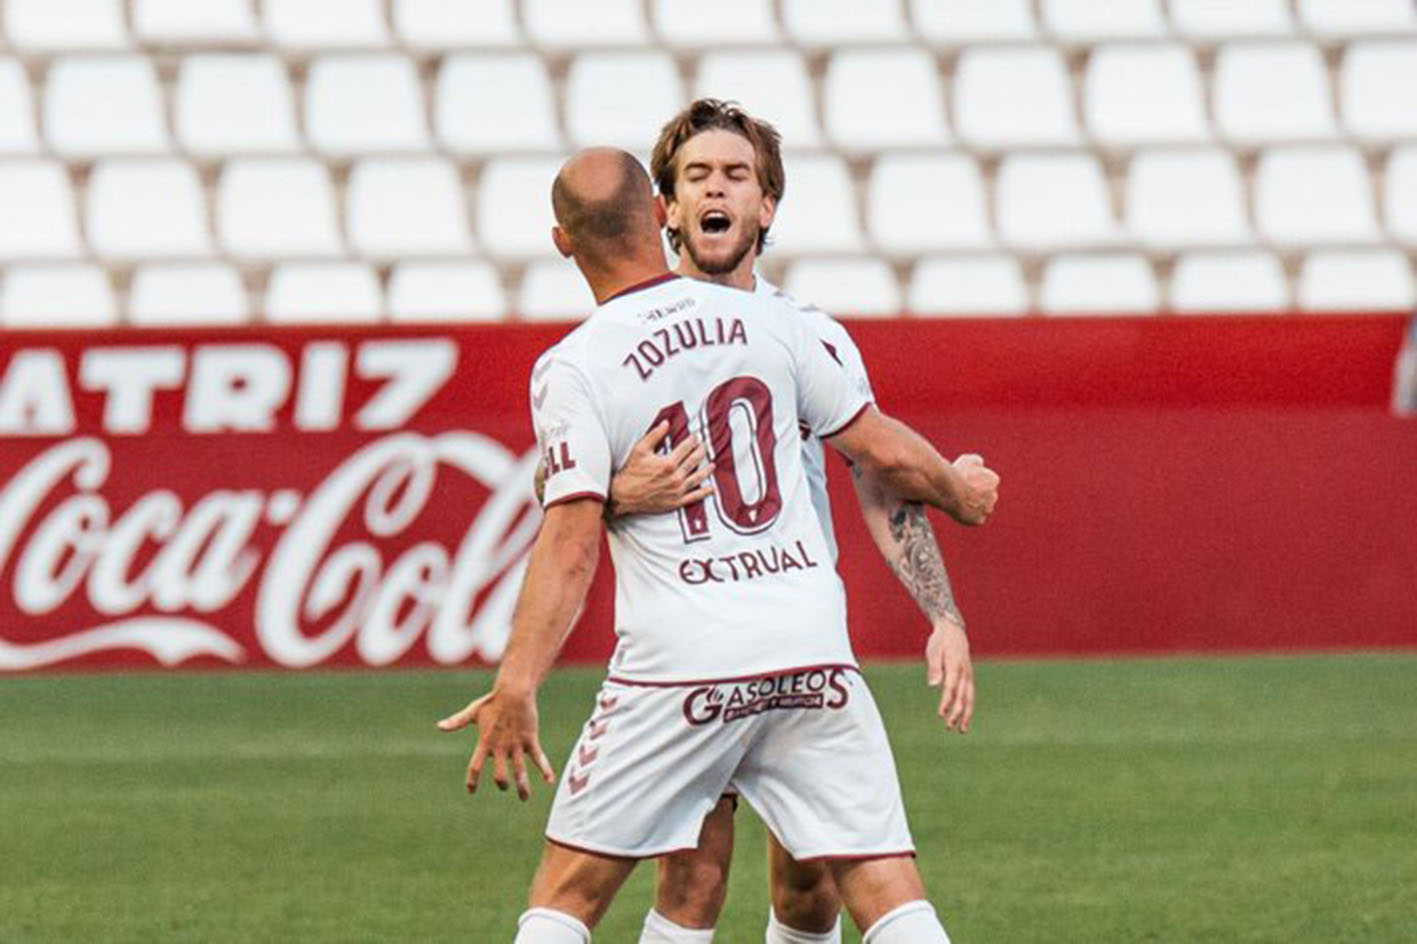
[0,315,1413,673]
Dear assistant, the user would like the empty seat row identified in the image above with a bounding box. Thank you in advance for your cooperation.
[5,250,1410,328]
[8,1,1414,54]
[4,42,1415,162]
[7,146,1416,262]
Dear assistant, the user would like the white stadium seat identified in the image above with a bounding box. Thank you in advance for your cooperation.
[1170,251,1288,313]
[86,160,212,261]
[477,157,563,259]
[867,153,990,254]
[1297,250,1416,312]
[695,51,820,149]
[4,0,128,52]
[1254,146,1380,247]
[0,60,39,154]
[1168,0,1294,39]
[0,161,83,260]
[129,264,250,325]
[523,0,648,48]
[654,0,779,47]
[995,153,1119,250]
[1,264,117,327]
[1213,43,1337,145]
[565,52,683,152]
[388,261,507,322]
[346,158,474,259]
[1041,0,1167,42]
[393,0,520,51]
[767,154,863,254]
[907,255,1029,316]
[518,258,595,321]
[176,55,300,157]
[953,46,1079,149]
[44,56,169,158]
[1040,253,1159,314]
[1124,148,1251,249]
[133,0,259,46]
[305,55,430,155]
[783,257,902,317]
[1387,147,1417,245]
[262,0,389,50]
[266,263,383,323]
[1340,42,1417,142]
[217,159,342,260]
[910,0,1036,44]
[823,48,949,153]
[435,55,562,155]
[782,0,908,47]
[1296,0,1417,38]
[1084,44,1208,147]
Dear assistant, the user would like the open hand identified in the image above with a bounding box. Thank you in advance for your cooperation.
[438,688,555,800]
[925,618,974,732]
[609,420,715,516]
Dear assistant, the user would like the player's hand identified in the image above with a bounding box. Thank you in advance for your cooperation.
[608,420,715,516]
[949,454,999,526]
[925,618,974,733]
[438,687,555,801]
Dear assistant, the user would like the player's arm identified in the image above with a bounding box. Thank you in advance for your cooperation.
[826,406,998,526]
[438,498,603,800]
[851,465,975,732]
[534,424,713,517]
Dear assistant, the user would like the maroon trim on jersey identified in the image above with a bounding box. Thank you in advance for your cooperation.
[544,490,606,509]
[793,849,917,864]
[603,272,681,303]
[821,400,873,439]
[545,835,699,861]
[605,663,860,689]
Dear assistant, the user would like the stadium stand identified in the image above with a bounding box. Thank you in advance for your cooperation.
[0,0,1413,324]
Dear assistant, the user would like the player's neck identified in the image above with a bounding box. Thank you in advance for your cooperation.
[582,259,674,305]
[676,257,757,292]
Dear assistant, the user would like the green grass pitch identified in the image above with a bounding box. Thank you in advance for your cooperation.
[2,654,1414,942]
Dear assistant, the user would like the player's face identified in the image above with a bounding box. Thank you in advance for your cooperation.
[667,130,777,279]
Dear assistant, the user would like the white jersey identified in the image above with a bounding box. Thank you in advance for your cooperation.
[752,277,875,565]
[531,274,871,682]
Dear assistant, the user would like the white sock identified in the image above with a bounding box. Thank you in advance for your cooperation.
[861,901,951,944]
[765,908,841,943]
[639,908,715,942]
[515,907,591,944]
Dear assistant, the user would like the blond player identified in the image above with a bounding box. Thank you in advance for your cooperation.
[596,100,981,944]
[439,149,997,943]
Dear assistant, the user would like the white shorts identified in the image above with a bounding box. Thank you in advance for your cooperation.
[544,665,915,861]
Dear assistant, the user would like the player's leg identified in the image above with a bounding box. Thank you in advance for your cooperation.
[516,841,637,942]
[642,795,736,941]
[829,856,950,944]
[765,834,841,943]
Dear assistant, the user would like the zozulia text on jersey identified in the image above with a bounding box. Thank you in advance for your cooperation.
[622,317,749,382]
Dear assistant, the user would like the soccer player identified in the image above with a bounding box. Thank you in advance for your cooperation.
[602,100,981,944]
[439,149,998,943]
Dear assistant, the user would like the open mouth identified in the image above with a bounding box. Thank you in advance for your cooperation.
[700,210,732,235]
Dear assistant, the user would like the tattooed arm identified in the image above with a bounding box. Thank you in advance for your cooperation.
[852,463,975,732]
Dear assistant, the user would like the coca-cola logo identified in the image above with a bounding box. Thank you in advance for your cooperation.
[0,433,541,671]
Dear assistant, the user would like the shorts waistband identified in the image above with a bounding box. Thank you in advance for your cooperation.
[605,663,860,688]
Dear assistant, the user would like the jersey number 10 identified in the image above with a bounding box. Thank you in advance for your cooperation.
[649,375,784,544]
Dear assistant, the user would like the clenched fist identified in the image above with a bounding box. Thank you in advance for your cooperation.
[950,453,999,525]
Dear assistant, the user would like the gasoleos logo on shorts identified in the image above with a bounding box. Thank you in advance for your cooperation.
[682,667,851,725]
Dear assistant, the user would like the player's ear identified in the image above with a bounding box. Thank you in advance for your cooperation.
[653,195,668,228]
[551,226,572,258]
[759,195,777,230]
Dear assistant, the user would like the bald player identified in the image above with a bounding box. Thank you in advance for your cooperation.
[439,149,998,944]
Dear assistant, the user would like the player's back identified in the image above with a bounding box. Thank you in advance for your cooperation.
[532,274,869,682]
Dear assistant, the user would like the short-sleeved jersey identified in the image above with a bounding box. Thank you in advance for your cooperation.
[531,273,871,682]
[753,277,875,565]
